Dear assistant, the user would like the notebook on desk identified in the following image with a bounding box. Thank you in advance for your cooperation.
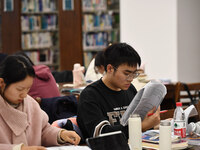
[86,131,130,150]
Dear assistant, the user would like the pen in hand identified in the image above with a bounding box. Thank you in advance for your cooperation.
[147,110,168,117]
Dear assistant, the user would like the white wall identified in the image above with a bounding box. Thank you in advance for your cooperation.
[177,0,200,82]
[120,0,200,82]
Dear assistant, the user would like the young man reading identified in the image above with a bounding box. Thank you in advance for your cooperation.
[77,43,160,140]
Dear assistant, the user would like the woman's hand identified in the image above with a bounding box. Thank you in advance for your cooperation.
[21,146,46,150]
[142,106,160,131]
[60,130,81,145]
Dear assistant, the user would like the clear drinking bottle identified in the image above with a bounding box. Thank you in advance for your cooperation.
[173,102,186,138]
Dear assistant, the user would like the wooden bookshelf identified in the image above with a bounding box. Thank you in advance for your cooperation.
[82,0,120,68]
[0,0,83,71]
[1,0,120,70]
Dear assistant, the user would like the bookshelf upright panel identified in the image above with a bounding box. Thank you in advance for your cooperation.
[1,0,21,54]
[58,0,83,71]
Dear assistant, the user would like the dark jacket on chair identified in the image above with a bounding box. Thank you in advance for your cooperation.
[40,95,78,124]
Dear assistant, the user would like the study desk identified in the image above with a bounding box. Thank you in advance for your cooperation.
[46,143,199,150]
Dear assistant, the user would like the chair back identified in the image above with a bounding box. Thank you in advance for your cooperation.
[175,82,200,107]
[52,70,73,83]
[40,95,78,124]
[161,83,178,110]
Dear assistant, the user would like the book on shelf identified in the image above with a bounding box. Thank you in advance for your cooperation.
[82,0,107,12]
[83,32,108,50]
[24,49,55,65]
[83,14,112,31]
[22,32,54,49]
[22,0,57,13]
[21,15,57,31]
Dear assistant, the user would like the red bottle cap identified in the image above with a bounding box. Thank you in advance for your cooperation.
[176,102,182,107]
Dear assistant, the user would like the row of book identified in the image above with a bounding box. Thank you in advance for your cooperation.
[24,49,56,65]
[82,30,119,50]
[22,32,55,49]
[82,0,107,12]
[21,15,57,31]
[83,32,108,50]
[82,14,112,31]
[22,0,57,13]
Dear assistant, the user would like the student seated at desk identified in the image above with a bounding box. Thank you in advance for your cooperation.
[0,55,80,150]
[15,52,60,100]
[85,51,105,82]
[77,43,160,140]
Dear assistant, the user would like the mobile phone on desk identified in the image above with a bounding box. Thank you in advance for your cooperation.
[86,131,130,150]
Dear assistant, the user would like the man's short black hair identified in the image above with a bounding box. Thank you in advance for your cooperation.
[104,43,141,71]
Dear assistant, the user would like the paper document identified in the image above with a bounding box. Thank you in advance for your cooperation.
[120,80,167,126]
[47,145,91,150]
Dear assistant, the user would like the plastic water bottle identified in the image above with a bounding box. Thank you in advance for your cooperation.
[128,114,142,150]
[173,102,186,138]
[159,120,172,150]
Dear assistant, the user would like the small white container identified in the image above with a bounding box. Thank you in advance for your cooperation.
[128,114,142,150]
[159,120,172,150]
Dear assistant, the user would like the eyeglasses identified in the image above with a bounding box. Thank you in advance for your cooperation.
[112,66,140,80]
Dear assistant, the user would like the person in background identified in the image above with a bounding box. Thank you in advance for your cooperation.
[0,55,80,150]
[84,51,105,82]
[77,43,160,140]
[15,52,60,100]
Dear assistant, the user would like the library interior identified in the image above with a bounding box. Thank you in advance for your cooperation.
[0,0,200,149]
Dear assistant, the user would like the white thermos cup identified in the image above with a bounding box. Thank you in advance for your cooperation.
[128,114,142,150]
[159,120,172,150]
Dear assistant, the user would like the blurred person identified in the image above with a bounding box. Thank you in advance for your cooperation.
[85,51,105,82]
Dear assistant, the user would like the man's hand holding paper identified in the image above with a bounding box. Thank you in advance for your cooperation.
[142,106,160,131]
